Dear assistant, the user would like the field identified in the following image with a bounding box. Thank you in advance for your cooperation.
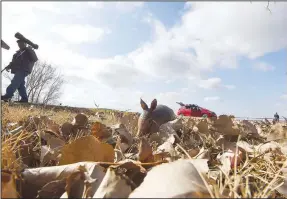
[1,102,287,198]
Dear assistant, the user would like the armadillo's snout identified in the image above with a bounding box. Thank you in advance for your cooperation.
[137,119,153,137]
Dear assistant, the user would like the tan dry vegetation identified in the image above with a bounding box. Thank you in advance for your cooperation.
[1,103,287,198]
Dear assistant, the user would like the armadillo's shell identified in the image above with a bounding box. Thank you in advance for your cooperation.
[149,105,176,134]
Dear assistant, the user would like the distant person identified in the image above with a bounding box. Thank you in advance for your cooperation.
[274,112,279,123]
[1,39,38,103]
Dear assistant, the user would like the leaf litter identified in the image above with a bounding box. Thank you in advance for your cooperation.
[1,103,287,198]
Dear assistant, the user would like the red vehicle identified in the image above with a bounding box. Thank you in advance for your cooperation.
[176,102,217,118]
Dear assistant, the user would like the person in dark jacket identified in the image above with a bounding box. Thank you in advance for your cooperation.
[1,39,38,102]
[274,112,279,123]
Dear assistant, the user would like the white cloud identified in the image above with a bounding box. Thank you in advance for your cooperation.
[275,103,282,107]
[198,77,222,89]
[204,96,220,102]
[224,85,236,90]
[197,77,235,90]
[136,91,189,113]
[115,2,144,12]
[252,62,275,72]
[155,92,184,108]
[2,2,287,117]
[51,24,107,44]
[281,94,287,100]
[86,2,105,9]
[174,2,287,64]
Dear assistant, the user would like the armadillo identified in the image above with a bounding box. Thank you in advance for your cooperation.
[136,98,176,137]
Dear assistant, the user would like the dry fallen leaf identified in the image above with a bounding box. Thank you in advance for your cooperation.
[47,137,65,150]
[267,123,287,141]
[213,115,240,135]
[72,113,88,127]
[196,120,209,134]
[21,162,106,198]
[138,138,154,162]
[36,179,66,198]
[159,122,180,142]
[93,166,132,198]
[112,123,133,146]
[129,159,212,198]
[91,121,112,140]
[60,165,97,198]
[45,119,61,135]
[17,143,35,167]
[60,122,75,139]
[94,161,146,198]
[1,171,18,198]
[217,151,234,174]
[255,141,281,154]
[40,145,61,166]
[154,134,178,158]
[241,120,260,137]
[188,159,209,174]
[187,148,201,158]
[59,135,115,165]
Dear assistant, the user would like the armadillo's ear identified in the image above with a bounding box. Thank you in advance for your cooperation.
[140,98,149,111]
[150,99,157,112]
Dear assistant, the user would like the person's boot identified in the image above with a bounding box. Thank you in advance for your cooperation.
[18,98,28,103]
[1,95,11,102]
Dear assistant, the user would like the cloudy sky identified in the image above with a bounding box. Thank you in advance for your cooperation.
[1,2,287,117]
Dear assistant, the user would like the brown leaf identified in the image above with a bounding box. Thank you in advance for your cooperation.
[17,143,35,167]
[112,123,133,146]
[1,171,18,198]
[153,152,171,162]
[187,148,201,158]
[62,166,91,198]
[138,138,154,163]
[241,120,260,137]
[91,121,112,140]
[36,179,66,198]
[93,166,132,198]
[72,113,88,127]
[60,122,76,139]
[40,146,61,166]
[60,166,98,198]
[45,119,61,136]
[94,161,146,198]
[213,115,240,135]
[21,162,106,198]
[196,120,209,134]
[155,135,178,158]
[114,136,126,162]
[114,161,147,187]
[159,122,181,142]
[59,135,115,165]
[40,130,58,142]
[267,123,287,141]
[47,137,65,150]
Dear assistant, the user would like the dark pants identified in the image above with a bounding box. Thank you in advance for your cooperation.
[4,70,29,100]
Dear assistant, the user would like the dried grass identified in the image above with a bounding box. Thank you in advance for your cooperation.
[1,103,287,198]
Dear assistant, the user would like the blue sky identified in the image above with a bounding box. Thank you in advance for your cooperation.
[2,2,287,117]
